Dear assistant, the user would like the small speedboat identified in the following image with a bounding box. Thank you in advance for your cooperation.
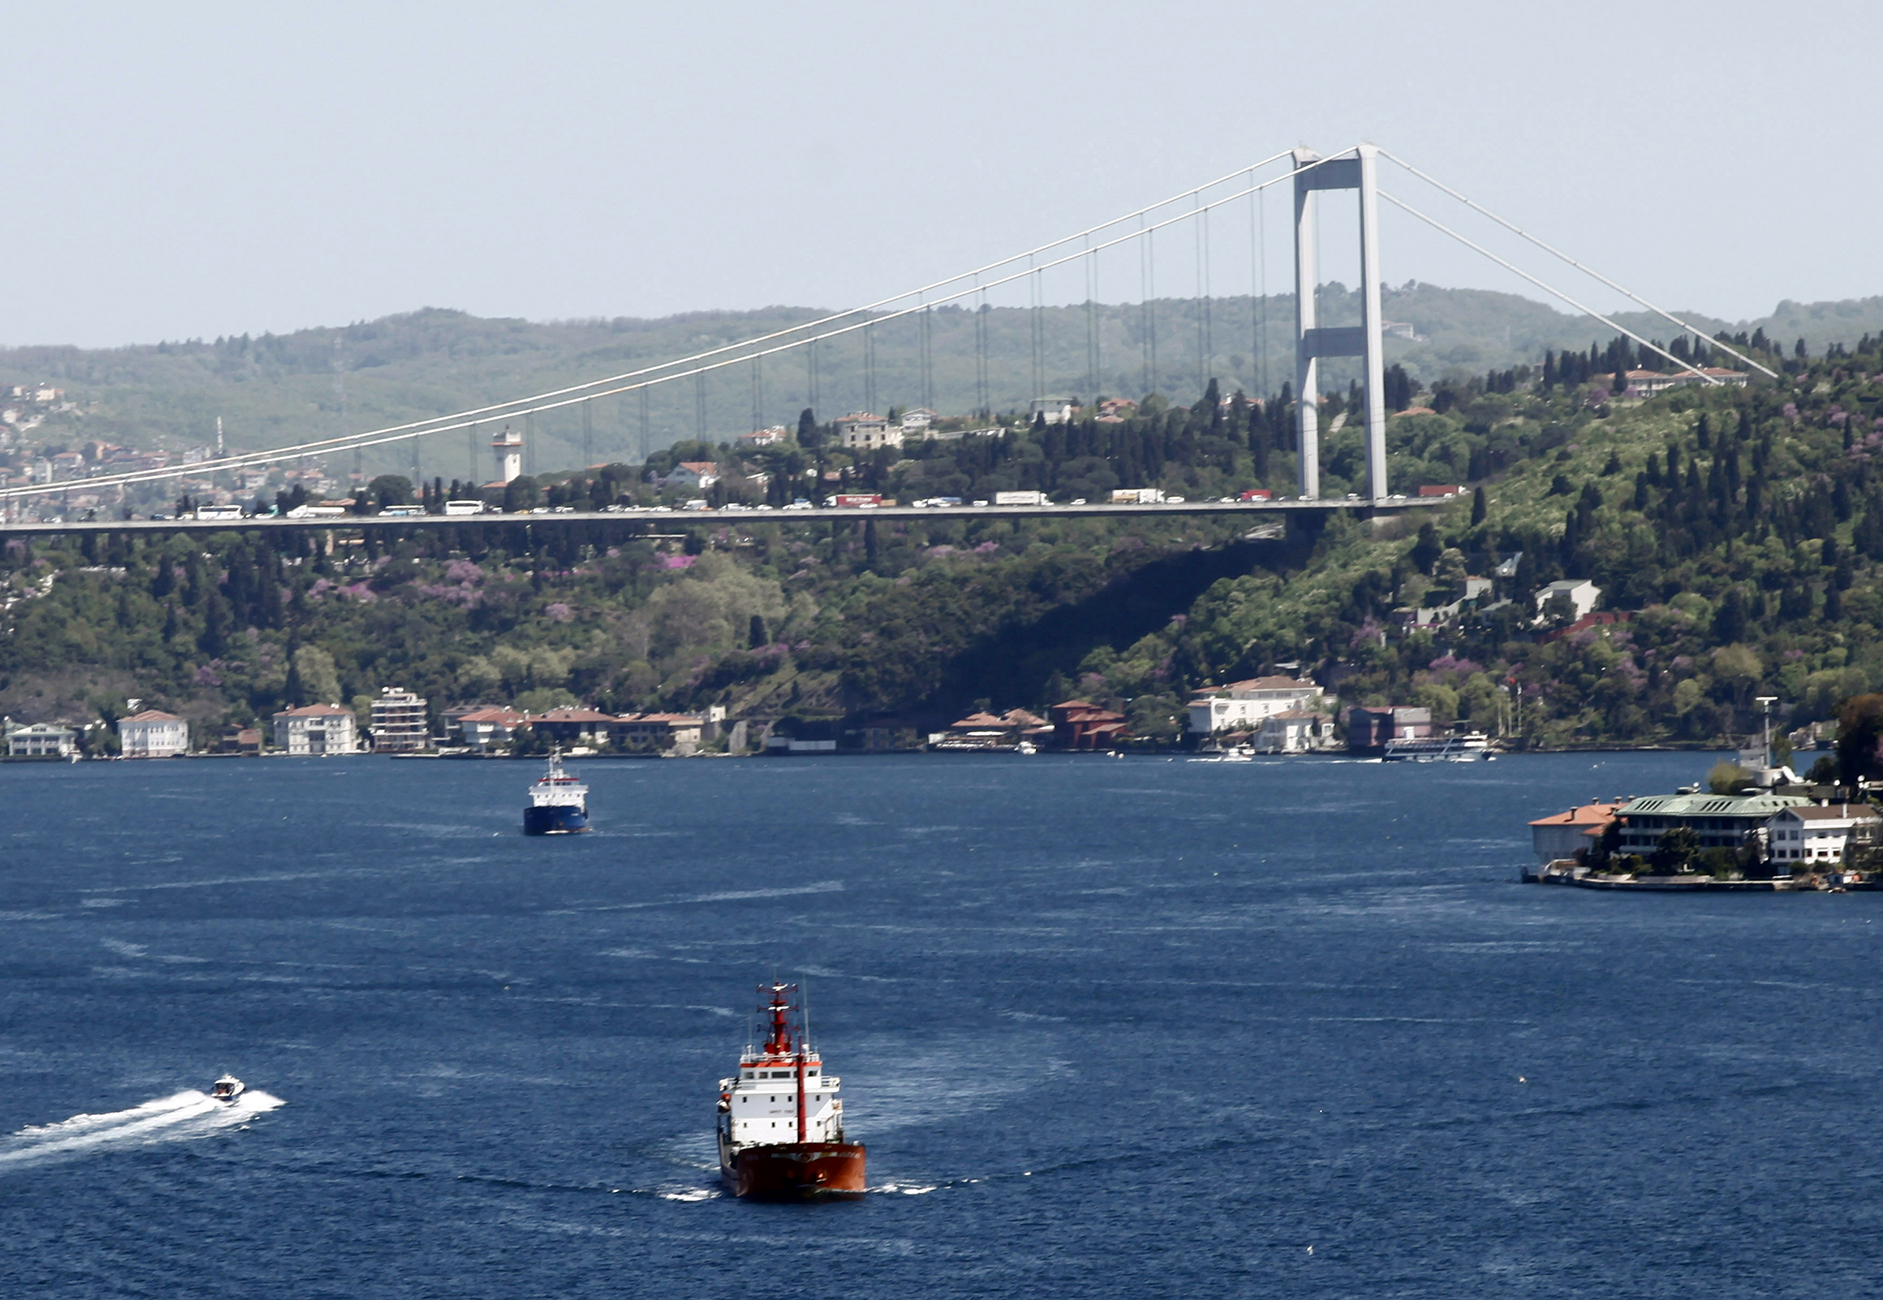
[209,1075,246,1103]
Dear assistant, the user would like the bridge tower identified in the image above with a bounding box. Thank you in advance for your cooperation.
[491,425,523,484]
[1292,144,1388,502]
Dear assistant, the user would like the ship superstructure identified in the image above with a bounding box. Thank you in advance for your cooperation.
[523,749,589,835]
[716,981,865,1198]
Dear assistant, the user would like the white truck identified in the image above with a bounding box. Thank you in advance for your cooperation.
[993,490,1049,506]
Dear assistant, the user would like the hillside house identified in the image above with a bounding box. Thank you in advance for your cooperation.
[667,462,720,489]
[837,413,900,451]
[1534,579,1600,623]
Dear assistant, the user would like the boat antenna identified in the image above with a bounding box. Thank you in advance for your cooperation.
[802,976,812,1054]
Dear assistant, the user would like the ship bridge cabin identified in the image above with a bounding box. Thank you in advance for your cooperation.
[720,1051,844,1145]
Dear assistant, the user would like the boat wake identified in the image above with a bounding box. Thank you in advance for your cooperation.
[0,1088,284,1171]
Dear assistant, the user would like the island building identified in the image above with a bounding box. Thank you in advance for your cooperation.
[1528,802,1621,864]
[370,687,429,753]
[1345,705,1433,755]
[118,709,188,758]
[7,721,77,757]
[272,703,358,755]
[1766,803,1879,866]
[1187,676,1326,736]
[1610,790,1815,856]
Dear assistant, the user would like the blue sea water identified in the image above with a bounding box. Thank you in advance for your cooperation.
[2,751,1880,1298]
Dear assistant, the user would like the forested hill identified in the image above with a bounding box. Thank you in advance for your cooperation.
[8,287,1883,478]
[7,328,1883,763]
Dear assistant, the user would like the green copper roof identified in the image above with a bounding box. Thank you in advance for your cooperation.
[1617,791,1814,818]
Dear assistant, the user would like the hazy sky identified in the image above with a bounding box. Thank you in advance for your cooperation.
[9,0,1880,348]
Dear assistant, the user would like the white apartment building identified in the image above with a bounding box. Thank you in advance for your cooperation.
[118,709,188,757]
[273,704,358,755]
[370,686,429,753]
[1187,676,1325,735]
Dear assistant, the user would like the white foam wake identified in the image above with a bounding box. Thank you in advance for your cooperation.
[0,1088,284,1170]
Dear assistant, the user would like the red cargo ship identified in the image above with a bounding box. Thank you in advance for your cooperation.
[717,982,865,1199]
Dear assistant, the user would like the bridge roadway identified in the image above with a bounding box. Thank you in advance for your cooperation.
[0,496,1446,536]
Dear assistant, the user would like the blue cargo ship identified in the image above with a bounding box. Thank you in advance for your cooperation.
[524,750,589,835]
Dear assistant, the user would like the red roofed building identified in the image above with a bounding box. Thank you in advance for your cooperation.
[118,708,189,758]
[272,703,357,756]
[1528,801,1619,864]
[452,706,527,751]
[1049,700,1130,751]
[529,707,617,747]
[611,712,706,754]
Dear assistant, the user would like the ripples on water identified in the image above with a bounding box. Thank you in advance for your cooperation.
[1,752,1879,1297]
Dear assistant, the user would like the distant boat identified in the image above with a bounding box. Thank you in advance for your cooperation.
[1382,732,1493,762]
[209,1075,246,1104]
[524,750,589,835]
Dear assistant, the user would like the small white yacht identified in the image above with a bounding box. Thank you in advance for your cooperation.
[209,1075,246,1104]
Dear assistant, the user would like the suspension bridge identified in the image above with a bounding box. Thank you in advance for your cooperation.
[0,142,1773,535]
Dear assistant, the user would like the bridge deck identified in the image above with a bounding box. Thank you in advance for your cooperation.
[0,496,1447,535]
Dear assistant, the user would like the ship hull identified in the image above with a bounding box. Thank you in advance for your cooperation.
[523,804,589,835]
[720,1140,866,1199]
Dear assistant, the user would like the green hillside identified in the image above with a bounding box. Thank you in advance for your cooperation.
[7,286,1883,485]
[6,323,1883,767]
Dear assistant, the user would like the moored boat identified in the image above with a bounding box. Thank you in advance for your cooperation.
[524,749,589,835]
[209,1074,245,1103]
[717,982,865,1200]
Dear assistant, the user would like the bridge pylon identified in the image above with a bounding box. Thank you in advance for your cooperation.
[1292,144,1388,503]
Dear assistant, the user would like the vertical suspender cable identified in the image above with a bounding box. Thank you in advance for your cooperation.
[864,321,877,413]
[1137,222,1152,395]
[582,400,593,467]
[1195,194,1207,397]
[1254,170,1268,398]
[1139,215,1151,397]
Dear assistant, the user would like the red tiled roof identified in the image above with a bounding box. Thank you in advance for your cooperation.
[1528,802,1619,829]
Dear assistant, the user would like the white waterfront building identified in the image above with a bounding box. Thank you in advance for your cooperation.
[1187,676,1325,736]
[118,709,188,758]
[1766,803,1879,867]
[273,704,358,755]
